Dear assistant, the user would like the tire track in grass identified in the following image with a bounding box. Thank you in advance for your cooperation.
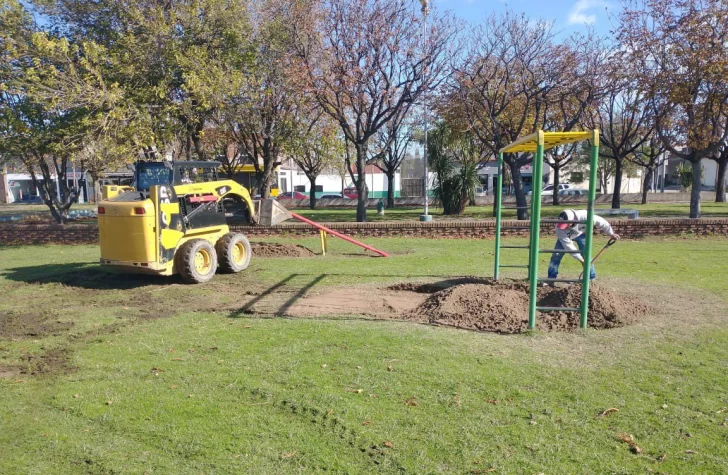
[277,397,407,473]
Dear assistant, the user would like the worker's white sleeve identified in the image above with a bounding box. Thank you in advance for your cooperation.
[556,229,583,261]
[593,215,614,236]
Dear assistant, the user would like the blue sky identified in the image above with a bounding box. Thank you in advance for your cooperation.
[435,0,617,39]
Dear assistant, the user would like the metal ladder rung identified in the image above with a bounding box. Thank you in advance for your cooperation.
[500,245,530,249]
[540,219,586,224]
[538,278,583,284]
[498,265,530,268]
[539,249,582,254]
[537,306,581,312]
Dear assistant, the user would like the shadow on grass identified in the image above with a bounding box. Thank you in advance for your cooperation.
[2,262,179,289]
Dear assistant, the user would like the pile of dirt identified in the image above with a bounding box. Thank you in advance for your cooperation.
[250,242,316,258]
[405,280,649,333]
[0,311,74,339]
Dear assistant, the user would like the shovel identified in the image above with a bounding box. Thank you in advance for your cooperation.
[579,238,617,280]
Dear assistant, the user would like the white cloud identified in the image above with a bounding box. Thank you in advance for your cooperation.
[568,0,607,25]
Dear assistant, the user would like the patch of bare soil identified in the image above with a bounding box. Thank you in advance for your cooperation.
[19,348,73,375]
[250,242,316,258]
[285,287,426,317]
[0,311,74,339]
[285,278,650,333]
[410,281,649,333]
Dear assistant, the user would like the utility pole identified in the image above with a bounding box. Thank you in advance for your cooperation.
[419,0,432,222]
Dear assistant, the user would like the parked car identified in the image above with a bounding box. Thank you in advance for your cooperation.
[278,191,308,200]
[558,188,588,196]
[528,183,572,196]
[342,187,358,199]
[320,193,344,199]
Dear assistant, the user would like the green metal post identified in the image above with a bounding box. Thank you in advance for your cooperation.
[527,132,545,329]
[580,130,600,328]
[494,152,504,279]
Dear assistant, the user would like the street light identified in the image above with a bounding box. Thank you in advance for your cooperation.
[419,0,432,222]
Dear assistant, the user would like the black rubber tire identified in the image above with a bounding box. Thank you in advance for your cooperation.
[177,239,218,284]
[216,233,252,273]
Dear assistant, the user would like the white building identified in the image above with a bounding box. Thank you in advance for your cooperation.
[277,162,402,199]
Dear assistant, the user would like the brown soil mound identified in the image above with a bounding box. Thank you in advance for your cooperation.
[250,242,316,258]
[0,311,74,339]
[407,281,649,333]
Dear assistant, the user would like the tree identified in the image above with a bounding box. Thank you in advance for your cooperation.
[374,118,413,208]
[288,110,344,209]
[291,0,454,222]
[0,1,133,222]
[587,83,651,208]
[448,11,568,220]
[427,121,480,215]
[619,0,728,218]
[712,139,728,202]
[627,132,666,204]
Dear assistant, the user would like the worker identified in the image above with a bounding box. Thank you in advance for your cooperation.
[548,209,620,281]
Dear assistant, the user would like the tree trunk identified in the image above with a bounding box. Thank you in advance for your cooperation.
[715,158,727,203]
[309,175,317,210]
[355,142,368,222]
[552,164,560,206]
[611,158,622,209]
[386,171,395,208]
[689,159,702,218]
[641,168,651,204]
[509,162,528,220]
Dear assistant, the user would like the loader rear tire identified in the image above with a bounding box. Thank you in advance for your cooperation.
[216,233,252,273]
[177,239,218,284]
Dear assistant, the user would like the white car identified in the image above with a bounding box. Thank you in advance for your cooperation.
[532,183,572,196]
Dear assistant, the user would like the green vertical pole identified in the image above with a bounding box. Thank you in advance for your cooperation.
[494,152,504,279]
[580,129,600,328]
[527,131,545,329]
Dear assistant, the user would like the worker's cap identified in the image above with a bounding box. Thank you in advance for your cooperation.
[557,209,575,230]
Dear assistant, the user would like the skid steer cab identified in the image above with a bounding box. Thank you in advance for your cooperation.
[98,161,291,284]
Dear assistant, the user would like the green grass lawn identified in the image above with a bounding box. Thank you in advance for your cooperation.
[1,236,728,473]
[293,201,728,222]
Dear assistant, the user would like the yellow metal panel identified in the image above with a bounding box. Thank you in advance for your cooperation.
[99,215,157,263]
[500,130,595,153]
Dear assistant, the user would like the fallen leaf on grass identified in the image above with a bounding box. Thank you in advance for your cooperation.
[281,451,297,459]
[73,394,79,398]
[685,450,697,454]
[243,325,252,329]
[404,397,418,407]
[616,433,642,454]
[529,420,537,426]
[168,348,175,352]
[598,408,619,418]
[362,421,371,426]
[169,385,177,389]
[657,453,667,463]
[321,364,327,368]
[10,379,23,384]
[387,365,394,372]
[383,441,393,448]
[470,469,495,474]
[105,401,113,406]
[716,407,727,414]
[487,399,498,405]
[172,358,182,361]
[150,367,164,374]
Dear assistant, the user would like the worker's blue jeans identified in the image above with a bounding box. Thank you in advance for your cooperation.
[547,235,596,280]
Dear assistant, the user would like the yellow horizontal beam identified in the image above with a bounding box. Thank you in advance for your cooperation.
[500,130,598,154]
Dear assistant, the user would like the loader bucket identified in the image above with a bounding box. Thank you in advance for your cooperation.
[256,199,292,226]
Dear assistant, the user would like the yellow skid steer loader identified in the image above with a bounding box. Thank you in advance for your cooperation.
[98,161,290,283]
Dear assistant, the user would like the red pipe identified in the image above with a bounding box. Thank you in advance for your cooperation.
[289,212,390,258]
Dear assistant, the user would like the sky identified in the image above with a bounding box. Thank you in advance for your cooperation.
[435,0,617,39]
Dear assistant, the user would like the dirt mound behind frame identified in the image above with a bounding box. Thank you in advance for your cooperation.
[407,281,649,333]
[250,242,316,258]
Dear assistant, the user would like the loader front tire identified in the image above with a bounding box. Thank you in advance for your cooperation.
[216,233,252,273]
[177,239,218,284]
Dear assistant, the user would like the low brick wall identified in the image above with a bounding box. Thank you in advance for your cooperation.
[1,218,727,246]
